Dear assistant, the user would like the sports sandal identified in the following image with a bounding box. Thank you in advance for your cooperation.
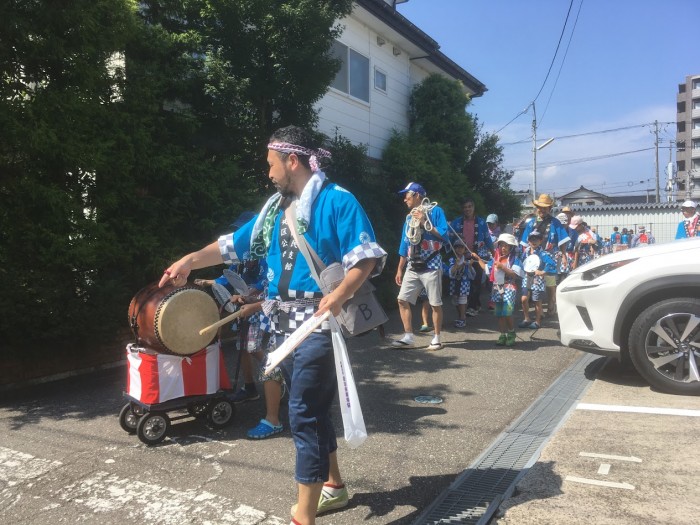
[247,419,283,439]
[418,325,433,333]
[391,339,415,348]
[427,341,443,351]
[291,485,349,516]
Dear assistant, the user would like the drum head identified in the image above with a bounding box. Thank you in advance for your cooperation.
[523,254,541,273]
[156,288,220,355]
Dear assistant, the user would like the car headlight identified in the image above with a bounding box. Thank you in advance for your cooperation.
[581,258,638,281]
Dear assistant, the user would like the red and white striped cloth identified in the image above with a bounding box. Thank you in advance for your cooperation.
[126,343,231,405]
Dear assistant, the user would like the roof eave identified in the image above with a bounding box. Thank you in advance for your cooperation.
[354,0,487,96]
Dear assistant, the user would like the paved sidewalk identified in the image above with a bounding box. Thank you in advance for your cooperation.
[494,358,700,525]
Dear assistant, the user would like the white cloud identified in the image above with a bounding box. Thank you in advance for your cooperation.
[495,103,677,198]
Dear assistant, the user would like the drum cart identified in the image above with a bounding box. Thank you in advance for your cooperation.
[119,391,235,445]
[119,342,236,445]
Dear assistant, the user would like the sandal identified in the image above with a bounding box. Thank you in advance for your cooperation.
[419,324,433,333]
[528,322,540,330]
[518,319,531,328]
[247,419,283,439]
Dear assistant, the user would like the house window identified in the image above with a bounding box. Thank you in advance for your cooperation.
[693,159,700,170]
[678,160,686,172]
[330,41,370,103]
[693,99,700,110]
[678,101,686,113]
[693,78,700,90]
[678,121,686,133]
[693,119,700,130]
[374,68,387,92]
[693,139,700,150]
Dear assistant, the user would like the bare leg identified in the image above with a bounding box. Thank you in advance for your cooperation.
[456,303,466,321]
[431,305,443,336]
[262,379,282,426]
[521,295,530,322]
[421,300,431,327]
[547,286,556,314]
[534,301,543,326]
[398,299,413,333]
[293,452,342,525]
[240,351,255,385]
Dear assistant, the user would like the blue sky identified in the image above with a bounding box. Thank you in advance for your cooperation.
[397,0,699,200]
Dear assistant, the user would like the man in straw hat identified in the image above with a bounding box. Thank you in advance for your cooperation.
[676,200,699,239]
[519,194,570,317]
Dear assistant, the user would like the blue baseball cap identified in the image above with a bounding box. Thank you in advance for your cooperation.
[397,182,426,196]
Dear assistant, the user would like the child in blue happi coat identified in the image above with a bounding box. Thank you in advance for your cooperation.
[519,230,556,330]
[444,242,476,328]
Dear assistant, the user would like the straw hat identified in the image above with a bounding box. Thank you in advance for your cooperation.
[532,193,555,208]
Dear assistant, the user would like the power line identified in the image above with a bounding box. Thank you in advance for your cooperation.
[532,0,575,104]
[494,0,575,136]
[506,147,655,171]
[500,122,674,146]
[539,0,584,126]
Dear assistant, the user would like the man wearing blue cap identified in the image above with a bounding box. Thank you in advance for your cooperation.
[393,182,449,350]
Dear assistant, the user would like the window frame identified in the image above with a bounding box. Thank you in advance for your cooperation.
[330,40,370,104]
[374,67,387,94]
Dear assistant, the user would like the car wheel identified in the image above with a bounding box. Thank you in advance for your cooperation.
[629,298,700,395]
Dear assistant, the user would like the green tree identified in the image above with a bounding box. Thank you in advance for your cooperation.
[382,74,519,221]
[0,0,142,348]
[0,0,356,354]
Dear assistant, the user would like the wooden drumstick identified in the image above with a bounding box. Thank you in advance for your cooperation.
[198,310,244,335]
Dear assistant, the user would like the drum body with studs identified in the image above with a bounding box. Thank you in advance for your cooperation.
[128,283,220,355]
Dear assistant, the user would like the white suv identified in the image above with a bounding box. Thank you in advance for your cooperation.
[557,237,700,395]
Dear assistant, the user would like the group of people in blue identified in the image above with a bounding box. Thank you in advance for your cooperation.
[391,188,569,349]
[157,123,700,525]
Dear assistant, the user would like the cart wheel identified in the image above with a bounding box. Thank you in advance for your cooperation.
[207,399,235,429]
[136,411,171,445]
[186,402,209,418]
[119,403,140,434]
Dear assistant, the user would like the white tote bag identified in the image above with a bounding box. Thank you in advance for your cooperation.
[329,316,368,448]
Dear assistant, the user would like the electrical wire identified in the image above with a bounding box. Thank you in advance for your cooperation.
[505,147,655,171]
[494,0,575,135]
[500,122,675,146]
[539,0,584,126]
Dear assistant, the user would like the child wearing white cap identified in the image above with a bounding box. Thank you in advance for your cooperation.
[474,233,524,346]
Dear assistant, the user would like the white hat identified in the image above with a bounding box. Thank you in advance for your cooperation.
[556,212,568,224]
[496,233,518,246]
[569,215,583,228]
[682,200,697,208]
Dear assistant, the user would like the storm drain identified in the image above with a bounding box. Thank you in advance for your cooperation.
[412,353,606,525]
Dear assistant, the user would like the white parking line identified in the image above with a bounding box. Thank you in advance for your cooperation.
[579,452,642,463]
[576,403,700,417]
[564,475,634,490]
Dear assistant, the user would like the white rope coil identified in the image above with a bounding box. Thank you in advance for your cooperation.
[405,198,438,245]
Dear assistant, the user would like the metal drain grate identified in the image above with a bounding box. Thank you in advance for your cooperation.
[413,353,605,525]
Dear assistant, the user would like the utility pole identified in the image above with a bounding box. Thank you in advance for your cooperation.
[532,101,537,202]
[653,120,660,203]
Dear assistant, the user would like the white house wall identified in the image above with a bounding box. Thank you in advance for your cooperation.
[315,15,432,159]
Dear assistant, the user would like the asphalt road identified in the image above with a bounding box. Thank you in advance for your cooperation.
[0,306,582,524]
